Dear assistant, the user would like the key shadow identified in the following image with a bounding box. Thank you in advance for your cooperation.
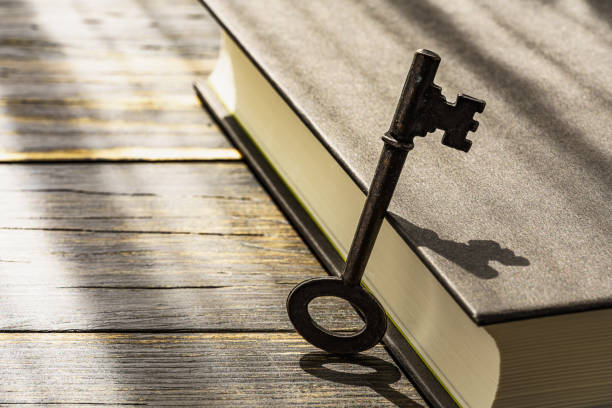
[299,352,424,407]
[390,215,529,279]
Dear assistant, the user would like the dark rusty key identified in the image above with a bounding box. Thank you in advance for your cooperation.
[286,49,485,354]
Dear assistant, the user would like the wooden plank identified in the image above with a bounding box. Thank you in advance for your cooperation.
[0,95,211,110]
[0,0,226,151]
[0,164,365,332]
[0,333,426,407]
[0,230,325,331]
[0,134,229,154]
[0,0,220,56]
[0,164,281,233]
[0,101,228,151]
[0,162,265,196]
[0,58,218,75]
[0,115,217,133]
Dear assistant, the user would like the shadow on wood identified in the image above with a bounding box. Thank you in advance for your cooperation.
[300,352,424,407]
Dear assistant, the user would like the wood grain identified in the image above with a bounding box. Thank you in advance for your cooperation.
[0,163,364,333]
[0,164,283,234]
[0,230,324,331]
[0,333,425,407]
[0,0,226,152]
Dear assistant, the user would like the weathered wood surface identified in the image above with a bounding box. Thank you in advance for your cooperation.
[0,164,283,233]
[0,162,423,405]
[0,0,229,152]
[0,164,318,331]
[0,0,427,405]
[0,164,371,334]
[0,333,424,407]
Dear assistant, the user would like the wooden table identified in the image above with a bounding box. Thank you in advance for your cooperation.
[0,0,426,406]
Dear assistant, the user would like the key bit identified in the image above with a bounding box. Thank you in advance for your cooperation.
[386,49,485,152]
[286,49,486,354]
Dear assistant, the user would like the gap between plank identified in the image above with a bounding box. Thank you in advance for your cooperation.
[0,226,263,237]
[0,329,296,334]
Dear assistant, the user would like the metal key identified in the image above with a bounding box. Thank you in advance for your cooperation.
[286,49,485,354]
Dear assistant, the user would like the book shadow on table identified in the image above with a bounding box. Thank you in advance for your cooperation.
[389,215,530,280]
[300,352,423,407]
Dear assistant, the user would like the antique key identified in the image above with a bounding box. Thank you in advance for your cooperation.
[286,49,485,354]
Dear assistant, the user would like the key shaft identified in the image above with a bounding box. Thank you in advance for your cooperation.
[342,144,407,286]
[343,50,441,287]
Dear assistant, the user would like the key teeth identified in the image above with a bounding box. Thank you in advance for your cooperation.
[457,93,486,113]
[442,133,472,152]
[470,120,479,132]
[476,100,486,114]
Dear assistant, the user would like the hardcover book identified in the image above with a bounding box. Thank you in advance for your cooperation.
[195,1,612,407]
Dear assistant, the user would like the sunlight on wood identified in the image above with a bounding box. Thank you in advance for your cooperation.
[0,147,241,162]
